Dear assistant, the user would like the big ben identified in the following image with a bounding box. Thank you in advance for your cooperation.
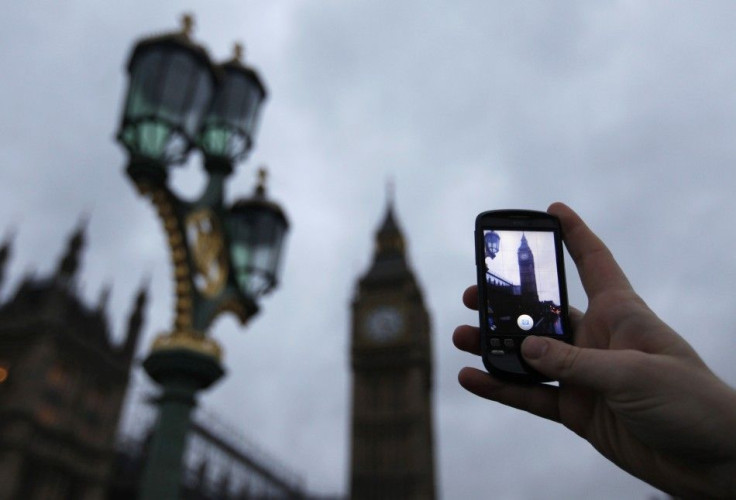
[517,233,539,304]
[349,198,436,499]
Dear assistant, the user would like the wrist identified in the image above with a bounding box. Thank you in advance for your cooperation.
[654,378,736,498]
[693,384,736,498]
[702,459,736,499]
[660,457,736,499]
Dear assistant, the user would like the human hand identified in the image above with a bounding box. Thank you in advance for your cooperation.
[453,202,736,498]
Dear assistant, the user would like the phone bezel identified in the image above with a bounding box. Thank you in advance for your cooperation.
[474,209,573,382]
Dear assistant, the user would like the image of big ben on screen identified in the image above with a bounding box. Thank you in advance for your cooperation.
[483,230,564,335]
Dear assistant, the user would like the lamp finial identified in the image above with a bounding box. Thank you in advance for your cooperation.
[181,13,194,37]
[256,166,268,196]
[233,42,244,61]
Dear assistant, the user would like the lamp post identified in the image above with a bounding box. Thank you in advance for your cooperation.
[485,230,500,260]
[116,16,289,500]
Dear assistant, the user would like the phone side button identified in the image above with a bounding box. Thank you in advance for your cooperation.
[490,349,505,356]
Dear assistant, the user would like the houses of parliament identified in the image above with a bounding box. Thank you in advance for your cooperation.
[0,199,436,499]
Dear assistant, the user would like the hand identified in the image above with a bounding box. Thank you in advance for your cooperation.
[453,202,736,498]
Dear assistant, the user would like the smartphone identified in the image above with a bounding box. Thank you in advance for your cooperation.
[474,210,573,382]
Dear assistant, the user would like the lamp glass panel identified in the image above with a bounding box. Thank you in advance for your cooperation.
[121,50,171,159]
[157,52,194,122]
[243,82,265,135]
[184,64,215,137]
[223,72,247,123]
[125,51,162,118]
[226,72,262,127]
[199,75,236,158]
[199,127,229,158]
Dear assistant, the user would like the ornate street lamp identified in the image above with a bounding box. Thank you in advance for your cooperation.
[228,168,289,299]
[116,15,288,500]
[485,230,500,259]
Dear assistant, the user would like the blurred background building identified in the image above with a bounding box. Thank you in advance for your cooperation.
[0,226,312,499]
[0,224,142,499]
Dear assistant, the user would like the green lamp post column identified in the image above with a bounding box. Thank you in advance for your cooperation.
[116,16,288,500]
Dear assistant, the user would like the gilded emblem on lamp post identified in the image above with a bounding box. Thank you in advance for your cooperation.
[185,208,228,298]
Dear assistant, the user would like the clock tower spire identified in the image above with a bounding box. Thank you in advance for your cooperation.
[349,194,436,499]
[371,194,407,266]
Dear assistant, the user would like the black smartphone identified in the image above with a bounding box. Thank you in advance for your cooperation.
[474,210,573,382]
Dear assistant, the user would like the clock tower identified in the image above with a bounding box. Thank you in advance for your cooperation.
[517,233,539,304]
[349,199,436,499]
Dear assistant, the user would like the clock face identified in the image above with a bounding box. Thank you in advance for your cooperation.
[364,306,404,342]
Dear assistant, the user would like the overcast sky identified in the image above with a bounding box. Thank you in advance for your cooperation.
[3,1,736,498]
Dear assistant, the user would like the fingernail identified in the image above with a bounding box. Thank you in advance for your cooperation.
[522,336,548,360]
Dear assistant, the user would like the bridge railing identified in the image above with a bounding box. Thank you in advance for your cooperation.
[115,365,307,499]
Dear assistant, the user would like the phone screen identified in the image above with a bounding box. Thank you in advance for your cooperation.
[481,228,568,337]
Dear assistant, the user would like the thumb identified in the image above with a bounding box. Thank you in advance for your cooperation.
[521,336,622,392]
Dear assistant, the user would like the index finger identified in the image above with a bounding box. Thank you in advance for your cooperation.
[547,202,632,298]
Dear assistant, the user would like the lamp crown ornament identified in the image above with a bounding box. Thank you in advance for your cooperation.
[233,42,244,62]
[256,166,268,196]
[181,13,194,37]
